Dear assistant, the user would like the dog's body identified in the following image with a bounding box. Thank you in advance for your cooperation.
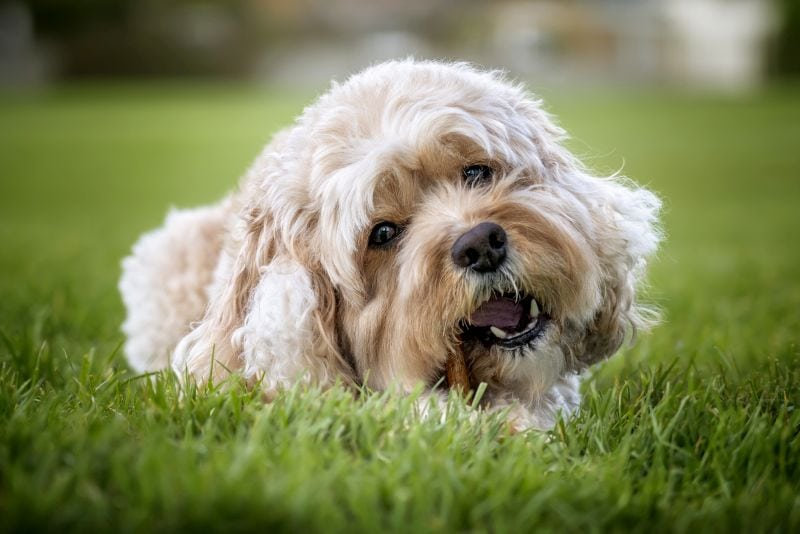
[120,60,660,430]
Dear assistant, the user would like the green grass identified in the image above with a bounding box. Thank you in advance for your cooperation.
[1,83,799,532]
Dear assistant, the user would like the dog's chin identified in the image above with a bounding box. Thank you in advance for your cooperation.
[457,291,553,369]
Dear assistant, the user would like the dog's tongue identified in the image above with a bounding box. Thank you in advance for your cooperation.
[469,296,523,329]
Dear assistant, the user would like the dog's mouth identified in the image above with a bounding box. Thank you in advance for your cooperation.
[460,292,551,350]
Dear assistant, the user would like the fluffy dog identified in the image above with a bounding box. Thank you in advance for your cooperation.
[119,59,661,430]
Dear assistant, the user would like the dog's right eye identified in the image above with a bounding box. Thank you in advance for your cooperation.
[463,164,493,186]
[368,221,400,248]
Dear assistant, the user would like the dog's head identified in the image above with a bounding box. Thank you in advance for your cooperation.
[176,60,661,402]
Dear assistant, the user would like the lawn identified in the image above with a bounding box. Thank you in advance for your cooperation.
[1,82,798,532]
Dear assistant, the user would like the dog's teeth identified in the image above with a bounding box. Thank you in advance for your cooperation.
[530,299,540,317]
[490,326,508,339]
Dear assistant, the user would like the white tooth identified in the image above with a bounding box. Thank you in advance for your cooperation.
[490,326,508,339]
[530,299,540,317]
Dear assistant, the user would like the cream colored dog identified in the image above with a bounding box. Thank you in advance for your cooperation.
[119,60,661,429]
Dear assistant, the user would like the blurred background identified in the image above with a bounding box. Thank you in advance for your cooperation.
[1,0,798,91]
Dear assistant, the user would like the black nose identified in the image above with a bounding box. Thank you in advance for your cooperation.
[451,222,507,273]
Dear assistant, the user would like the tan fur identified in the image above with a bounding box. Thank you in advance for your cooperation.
[120,60,661,430]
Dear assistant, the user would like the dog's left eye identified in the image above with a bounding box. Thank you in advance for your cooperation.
[463,164,493,185]
[368,221,400,248]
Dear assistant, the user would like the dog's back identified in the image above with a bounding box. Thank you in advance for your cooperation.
[119,201,229,373]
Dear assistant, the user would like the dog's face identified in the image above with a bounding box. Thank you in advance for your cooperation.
[278,61,661,398]
[176,60,660,406]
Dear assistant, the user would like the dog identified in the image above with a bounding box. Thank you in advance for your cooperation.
[119,59,661,430]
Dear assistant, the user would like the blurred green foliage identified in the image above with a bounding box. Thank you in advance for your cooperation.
[774,0,800,74]
[23,0,133,36]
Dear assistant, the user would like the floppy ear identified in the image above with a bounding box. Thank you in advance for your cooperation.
[235,252,355,392]
[172,145,355,390]
[573,172,662,365]
[171,200,277,384]
[515,94,662,366]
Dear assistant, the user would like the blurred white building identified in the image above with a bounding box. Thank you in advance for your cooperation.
[491,0,778,91]
[660,0,777,90]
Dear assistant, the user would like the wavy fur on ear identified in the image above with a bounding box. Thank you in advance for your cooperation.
[170,196,272,383]
[508,95,662,367]
[169,135,355,390]
[570,171,661,366]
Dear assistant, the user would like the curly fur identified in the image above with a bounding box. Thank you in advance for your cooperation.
[119,59,661,430]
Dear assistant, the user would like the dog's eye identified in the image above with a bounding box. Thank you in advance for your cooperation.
[463,164,493,186]
[368,221,400,248]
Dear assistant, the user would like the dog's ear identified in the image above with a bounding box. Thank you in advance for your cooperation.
[573,172,662,366]
[173,146,355,390]
[510,93,661,366]
[234,250,354,393]
[170,199,275,384]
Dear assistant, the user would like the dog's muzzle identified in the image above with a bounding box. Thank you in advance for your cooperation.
[452,222,551,351]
